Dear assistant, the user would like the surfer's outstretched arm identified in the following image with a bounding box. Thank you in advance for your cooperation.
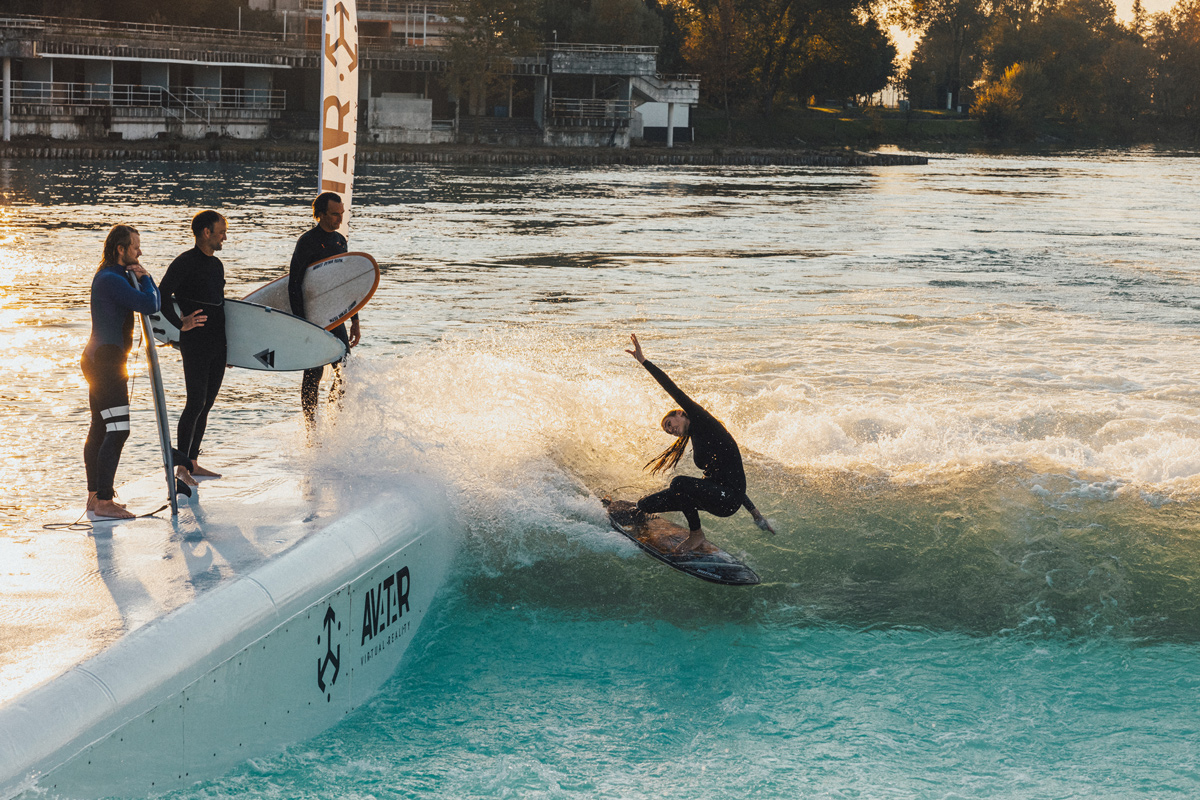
[626,334,703,417]
[743,496,775,535]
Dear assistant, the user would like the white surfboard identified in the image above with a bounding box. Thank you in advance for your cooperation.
[242,252,379,331]
[148,299,347,372]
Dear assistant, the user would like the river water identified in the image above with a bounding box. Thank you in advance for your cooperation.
[1,149,1199,797]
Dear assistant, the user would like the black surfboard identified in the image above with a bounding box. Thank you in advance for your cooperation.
[603,498,760,586]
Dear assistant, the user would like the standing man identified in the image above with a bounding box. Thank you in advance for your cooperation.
[83,224,161,520]
[159,210,228,485]
[290,192,361,427]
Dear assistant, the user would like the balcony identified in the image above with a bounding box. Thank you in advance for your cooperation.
[11,81,286,114]
[548,98,631,126]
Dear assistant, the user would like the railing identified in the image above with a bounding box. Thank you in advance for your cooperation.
[544,43,658,55]
[549,98,631,120]
[296,33,451,50]
[657,73,701,83]
[0,12,286,43]
[301,0,451,14]
[180,86,288,110]
[11,81,286,112]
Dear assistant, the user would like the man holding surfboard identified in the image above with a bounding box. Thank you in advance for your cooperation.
[291,192,362,427]
[83,225,161,520]
[158,210,228,486]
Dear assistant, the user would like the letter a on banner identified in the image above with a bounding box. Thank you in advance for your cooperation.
[320,0,359,234]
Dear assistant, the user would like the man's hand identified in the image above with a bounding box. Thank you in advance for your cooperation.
[180,310,207,332]
[349,316,361,348]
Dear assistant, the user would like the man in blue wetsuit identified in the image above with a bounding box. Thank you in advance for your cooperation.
[158,210,228,486]
[290,192,361,428]
[83,224,161,519]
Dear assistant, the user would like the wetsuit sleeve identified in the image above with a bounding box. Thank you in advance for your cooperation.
[138,274,161,314]
[288,241,309,318]
[105,270,160,314]
[741,494,757,513]
[642,359,705,419]
[157,258,183,328]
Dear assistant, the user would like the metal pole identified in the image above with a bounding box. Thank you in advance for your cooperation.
[3,57,11,142]
[666,102,675,148]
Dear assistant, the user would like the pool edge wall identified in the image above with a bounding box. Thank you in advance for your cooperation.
[0,480,457,799]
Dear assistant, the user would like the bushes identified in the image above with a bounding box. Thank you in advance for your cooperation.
[973,62,1050,140]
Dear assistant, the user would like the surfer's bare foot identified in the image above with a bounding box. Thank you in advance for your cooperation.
[91,499,134,519]
[87,492,126,510]
[175,465,199,486]
[190,463,221,478]
[673,530,717,555]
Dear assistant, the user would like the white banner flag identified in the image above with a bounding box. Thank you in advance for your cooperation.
[319,0,359,234]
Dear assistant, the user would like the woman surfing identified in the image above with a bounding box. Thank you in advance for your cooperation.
[626,333,774,554]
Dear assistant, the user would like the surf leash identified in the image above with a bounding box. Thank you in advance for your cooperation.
[43,502,172,533]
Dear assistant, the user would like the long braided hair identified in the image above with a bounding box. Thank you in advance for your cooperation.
[644,409,690,475]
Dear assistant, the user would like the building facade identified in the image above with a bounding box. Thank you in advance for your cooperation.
[0,4,698,147]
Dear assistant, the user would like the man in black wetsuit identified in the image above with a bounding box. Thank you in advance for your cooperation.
[626,333,774,553]
[83,224,161,519]
[290,192,361,427]
[159,210,228,485]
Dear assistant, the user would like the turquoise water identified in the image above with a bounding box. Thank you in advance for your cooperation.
[2,150,1200,797]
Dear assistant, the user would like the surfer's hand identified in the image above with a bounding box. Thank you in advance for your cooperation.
[753,512,775,535]
[181,310,207,331]
[625,333,645,363]
[349,317,361,348]
[127,263,149,280]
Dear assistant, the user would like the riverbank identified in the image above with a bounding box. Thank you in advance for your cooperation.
[695,104,1200,151]
[0,138,928,167]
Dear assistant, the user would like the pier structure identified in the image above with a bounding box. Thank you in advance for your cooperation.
[0,4,699,148]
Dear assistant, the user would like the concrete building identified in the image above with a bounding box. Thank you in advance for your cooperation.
[0,5,699,147]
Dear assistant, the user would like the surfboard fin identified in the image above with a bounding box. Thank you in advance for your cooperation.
[175,479,193,498]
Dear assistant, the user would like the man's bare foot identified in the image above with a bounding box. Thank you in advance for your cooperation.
[175,465,199,486]
[190,463,221,478]
[90,499,134,519]
[88,492,126,510]
[672,530,718,555]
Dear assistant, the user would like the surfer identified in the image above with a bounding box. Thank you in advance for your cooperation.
[83,225,161,520]
[626,333,774,554]
[290,192,362,427]
[158,210,228,485]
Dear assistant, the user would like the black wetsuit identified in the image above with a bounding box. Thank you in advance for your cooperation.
[83,264,160,501]
[159,247,227,464]
[636,360,758,532]
[289,225,355,421]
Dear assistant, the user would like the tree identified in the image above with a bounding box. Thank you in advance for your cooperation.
[973,60,1050,137]
[1149,0,1200,133]
[791,10,897,104]
[680,0,751,119]
[539,0,664,45]
[896,0,990,108]
[681,0,895,115]
[445,0,542,116]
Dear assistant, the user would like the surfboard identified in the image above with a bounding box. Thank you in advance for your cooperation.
[139,306,177,516]
[147,299,347,372]
[241,252,380,331]
[602,498,761,586]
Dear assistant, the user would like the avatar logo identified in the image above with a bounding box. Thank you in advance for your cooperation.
[316,605,341,701]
